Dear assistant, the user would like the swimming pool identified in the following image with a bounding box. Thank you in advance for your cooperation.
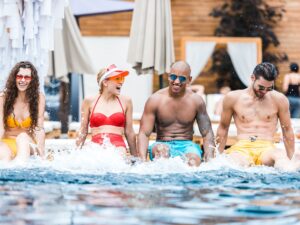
[1,140,300,225]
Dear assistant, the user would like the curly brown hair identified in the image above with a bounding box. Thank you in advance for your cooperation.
[3,61,40,131]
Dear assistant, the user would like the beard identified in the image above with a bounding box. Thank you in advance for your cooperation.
[252,86,265,99]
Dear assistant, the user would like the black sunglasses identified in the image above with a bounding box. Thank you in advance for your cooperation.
[257,84,273,92]
[169,74,187,83]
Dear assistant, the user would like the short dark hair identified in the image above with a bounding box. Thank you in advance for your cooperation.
[253,62,278,81]
[290,62,299,72]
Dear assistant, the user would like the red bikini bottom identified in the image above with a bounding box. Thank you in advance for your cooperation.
[91,133,126,148]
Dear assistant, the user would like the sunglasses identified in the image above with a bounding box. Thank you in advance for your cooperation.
[169,74,187,83]
[19,61,33,69]
[107,76,125,83]
[257,84,273,92]
[16,74,32,81]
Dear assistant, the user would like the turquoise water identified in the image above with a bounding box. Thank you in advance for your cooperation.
[1,141,300,225]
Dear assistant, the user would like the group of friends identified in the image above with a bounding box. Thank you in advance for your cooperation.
[0,60,300,171]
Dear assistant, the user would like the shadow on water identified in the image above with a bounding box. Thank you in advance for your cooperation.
[1,167,300,188]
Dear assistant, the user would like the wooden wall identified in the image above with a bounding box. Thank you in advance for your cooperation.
[272,0,300,85]
[79,11,132,36]
[78,0,300,93]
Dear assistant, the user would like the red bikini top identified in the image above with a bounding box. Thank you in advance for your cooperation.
[90,95,126,128]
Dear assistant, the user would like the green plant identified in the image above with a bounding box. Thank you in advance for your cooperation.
[209,0,288,90]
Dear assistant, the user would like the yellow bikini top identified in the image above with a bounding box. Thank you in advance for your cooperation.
[6,114,32,129]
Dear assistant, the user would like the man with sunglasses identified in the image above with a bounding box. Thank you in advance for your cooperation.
[217,62,300,170]
[138,61,215,166]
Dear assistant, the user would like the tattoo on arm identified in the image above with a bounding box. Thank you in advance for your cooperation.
[197,108,215,160]
[197,108,213,138]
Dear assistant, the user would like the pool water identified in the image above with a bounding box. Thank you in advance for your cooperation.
[1,140,300,225]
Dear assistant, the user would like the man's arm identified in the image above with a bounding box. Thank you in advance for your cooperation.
[195,97,215,161]
[124,97,138,156]
[137,96,156,161]
[216,93,234,153]
[277,94,294,159]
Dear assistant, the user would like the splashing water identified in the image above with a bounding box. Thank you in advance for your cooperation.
[0,138,283,176]
[1,140,300,225]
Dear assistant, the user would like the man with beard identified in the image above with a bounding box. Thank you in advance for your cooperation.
[217,62,298,170]
[138,61,215,166]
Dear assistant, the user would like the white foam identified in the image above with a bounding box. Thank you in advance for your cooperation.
[0,139,283,175]
[44,141,195,174]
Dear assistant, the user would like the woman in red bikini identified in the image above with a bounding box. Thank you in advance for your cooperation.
[76,64,137,157]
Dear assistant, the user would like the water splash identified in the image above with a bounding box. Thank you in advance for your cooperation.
[0,139,285,175]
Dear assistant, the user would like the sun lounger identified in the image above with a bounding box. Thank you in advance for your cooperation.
[68,122,81,138]
[44,121,61,139]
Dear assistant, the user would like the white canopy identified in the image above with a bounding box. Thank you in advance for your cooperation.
[70,0,134,16]
[183,37,262,86]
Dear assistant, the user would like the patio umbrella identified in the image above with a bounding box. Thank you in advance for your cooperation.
[48,6,96,81]
[127,0,175,77]
[47,6,97,130]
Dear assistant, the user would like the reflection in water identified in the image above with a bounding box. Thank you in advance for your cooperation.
[1,182,300,225]
[0,141,300,224]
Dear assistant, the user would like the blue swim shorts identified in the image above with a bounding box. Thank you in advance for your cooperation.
[148,140,203,161]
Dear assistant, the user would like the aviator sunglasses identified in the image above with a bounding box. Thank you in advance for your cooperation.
[169,74,187,83]
[16,74,32,81]
[257,84,273,92]
[253,79,274,92]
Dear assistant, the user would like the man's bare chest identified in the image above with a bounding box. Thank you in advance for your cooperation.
[234,100,278,122]
[157,100,196,124]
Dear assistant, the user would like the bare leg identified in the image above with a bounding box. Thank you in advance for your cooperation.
[261,148,299,171]
[185,153,201,167]
[0,143,13,162]
[226,152,252,167]
[13,133,31,163]
[260,149,278,166]
[152,143,169,159]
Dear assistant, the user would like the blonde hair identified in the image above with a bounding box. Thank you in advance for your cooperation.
[97,68,107,93]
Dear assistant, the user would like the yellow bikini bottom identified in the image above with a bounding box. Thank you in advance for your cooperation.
[1,138,17,158]
[225,139,275,165]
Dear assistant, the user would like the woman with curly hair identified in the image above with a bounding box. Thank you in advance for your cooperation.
[0,61,45,162]
[76,64,137,157]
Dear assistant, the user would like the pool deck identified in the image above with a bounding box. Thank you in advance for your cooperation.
[62,118,300,147]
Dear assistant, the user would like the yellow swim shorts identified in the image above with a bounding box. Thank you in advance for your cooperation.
[1,138,17,158]
[225,139,276,165]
